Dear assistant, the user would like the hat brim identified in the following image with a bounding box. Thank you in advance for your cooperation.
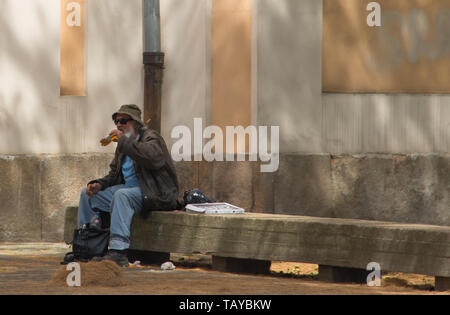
[112,111,144,126]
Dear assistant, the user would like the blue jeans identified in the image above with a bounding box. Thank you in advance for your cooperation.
[78,185,143,250]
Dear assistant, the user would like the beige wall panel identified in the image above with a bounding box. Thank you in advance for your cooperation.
[3,0,450,155]
[60,0,85,96]
[160,0,210,147]
[323,93,445,154]
[256,0,323,153]
[323,0,450,93]
[211,0,252,153]
[84,0,143,152]
[0,0,62,154]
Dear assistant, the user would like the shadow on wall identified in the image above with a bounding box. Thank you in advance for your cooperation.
[256,0,332,217]
[322,94,448,154]
[320,2,450,225]
[322,2,450,154]
[0,0,142,241]
[84,0,143,151]
[160,0,207,146]
[0,1,59,154]
[258,0,450,226]
[0,0,143,155]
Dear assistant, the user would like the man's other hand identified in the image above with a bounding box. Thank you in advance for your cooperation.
[86,183,102,196]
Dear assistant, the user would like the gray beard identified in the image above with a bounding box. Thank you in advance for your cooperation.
[124,128,135,139]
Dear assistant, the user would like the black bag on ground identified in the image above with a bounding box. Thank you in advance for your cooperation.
[61,224,109,264]
[72,225,109,260]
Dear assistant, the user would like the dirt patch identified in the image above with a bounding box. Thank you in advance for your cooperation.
[382,272,435,291]
[0,250,447,295]
[50,260,128,287]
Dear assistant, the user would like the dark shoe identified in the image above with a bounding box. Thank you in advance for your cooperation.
[60,252,90,265]
[60,252,74,265]
[93,250,129,267]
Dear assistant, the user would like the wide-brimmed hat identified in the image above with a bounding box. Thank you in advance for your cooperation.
[112,104,144,126]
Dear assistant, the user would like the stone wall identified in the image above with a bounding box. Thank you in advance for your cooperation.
[1,153,450,242]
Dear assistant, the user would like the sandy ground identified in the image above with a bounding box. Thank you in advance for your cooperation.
[0,242,447,295]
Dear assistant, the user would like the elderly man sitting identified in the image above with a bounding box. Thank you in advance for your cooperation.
[77,104,179,266]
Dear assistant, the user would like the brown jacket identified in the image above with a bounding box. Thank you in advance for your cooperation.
[90,127,179,217]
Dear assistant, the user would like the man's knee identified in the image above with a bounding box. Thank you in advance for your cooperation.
[112,188,142,211]
[113,189,134,205]
[113,188,127,198]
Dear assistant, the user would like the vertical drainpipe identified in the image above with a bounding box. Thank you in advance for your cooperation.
[143,0,164,133]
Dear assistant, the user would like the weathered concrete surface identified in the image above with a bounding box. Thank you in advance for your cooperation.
[274,154,334,216]
[329,154,450,225]
[272,154,450,226]
[3,153,450,242]
[0,154,111,242]
[252,161,275,214]
[127,211,450,279]
[0,155,42,241]
[1,155,217,242]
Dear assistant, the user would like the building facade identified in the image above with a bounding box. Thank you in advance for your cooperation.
[1,0,450,241]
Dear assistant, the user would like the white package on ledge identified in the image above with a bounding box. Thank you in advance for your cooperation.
[185,203,245,214]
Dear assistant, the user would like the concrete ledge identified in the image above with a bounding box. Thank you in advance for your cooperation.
[128,211,450,279]
[65,207,450,290]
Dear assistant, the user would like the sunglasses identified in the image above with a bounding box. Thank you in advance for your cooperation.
[114,118,133,125]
